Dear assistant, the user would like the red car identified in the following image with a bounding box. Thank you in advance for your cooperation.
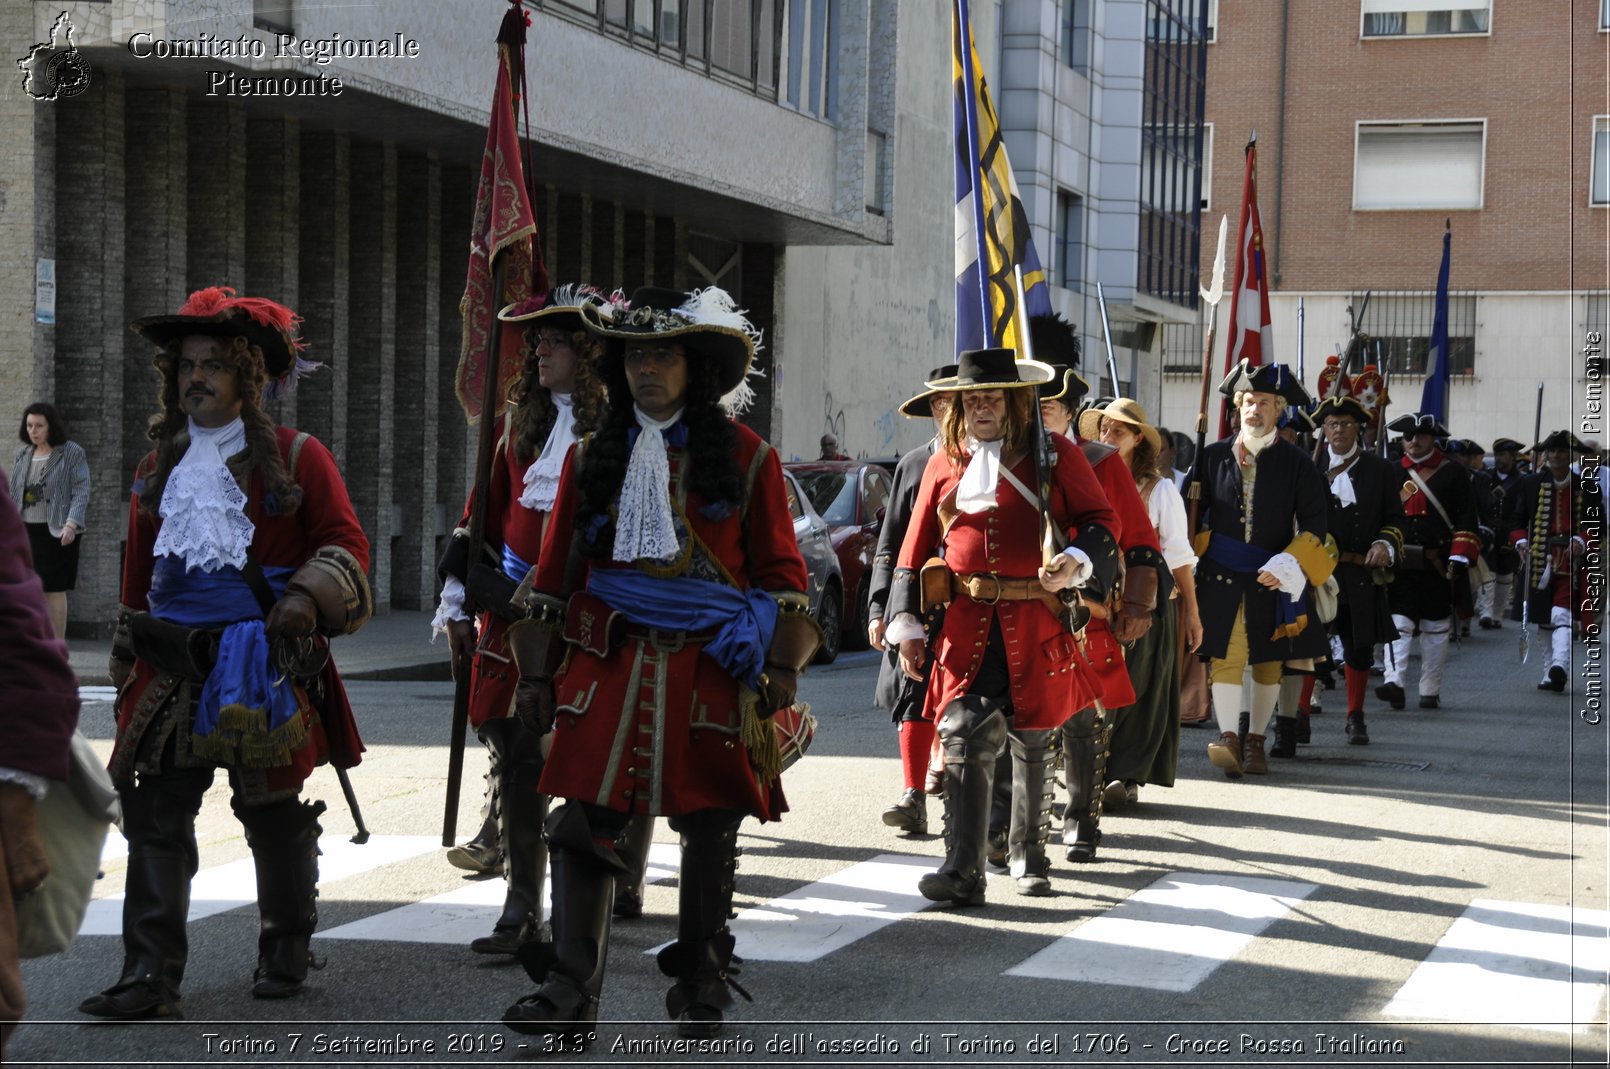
[783,460,894,651]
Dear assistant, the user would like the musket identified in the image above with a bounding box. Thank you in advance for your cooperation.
[1519,552,1531,663]
[336,767,370,845]
[1186,215,1229,538]
[1095,282,1122,396]
[1533,382,1545,455]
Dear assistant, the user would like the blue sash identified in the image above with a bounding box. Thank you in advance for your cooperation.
[502,544,532,584]
[585,569,777,691]
[1204,534,1303,636]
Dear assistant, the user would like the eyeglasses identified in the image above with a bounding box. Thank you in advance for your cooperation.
[534,330,573,350]
[624,346,683,368]
[175,359,231,379]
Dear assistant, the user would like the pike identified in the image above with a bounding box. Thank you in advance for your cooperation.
[1186,215,1229,537]
[1096,282,1121,395]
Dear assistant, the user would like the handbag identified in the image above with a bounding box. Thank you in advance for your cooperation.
[17,732,120,958]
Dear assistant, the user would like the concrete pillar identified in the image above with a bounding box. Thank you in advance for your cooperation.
[440,164,476,502]
[345,139,397,608]
[186,99,246,290]
[0,0,50,412]
[392,153,440,610]
[245,114,300,428]
[296,130,349,465]
[55,68,126,635]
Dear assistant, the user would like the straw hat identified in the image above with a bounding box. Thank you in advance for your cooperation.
[1076,397,1162,453]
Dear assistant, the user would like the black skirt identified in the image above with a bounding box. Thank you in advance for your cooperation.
[25,521,80,592]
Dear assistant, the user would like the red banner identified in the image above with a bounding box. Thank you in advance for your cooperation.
[1221,137,1273,437]
[455,6,545,424]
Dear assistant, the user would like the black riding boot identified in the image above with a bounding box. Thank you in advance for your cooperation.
[1268,715,1297,758]
[1007,729,1056,896]
[79,768,210,1020]
[658,810,748,1038]
[473,721,550,955]
[504,803,625,1038]
[919,696,1009,906]
[237,796,326,999]
[613,813,656,919]
[447,733,503,874]
[1060,708,1104,862]
[985,747,1011,869]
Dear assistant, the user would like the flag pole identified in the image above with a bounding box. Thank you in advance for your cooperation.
[955,0,994,345]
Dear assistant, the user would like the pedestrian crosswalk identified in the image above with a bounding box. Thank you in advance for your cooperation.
[83,834,1607,1031]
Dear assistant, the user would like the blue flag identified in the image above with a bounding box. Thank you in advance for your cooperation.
[954,0,1052,356]
[1419,226,1451,423]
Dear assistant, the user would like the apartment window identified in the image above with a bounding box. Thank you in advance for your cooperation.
[1205,0,1217,41]
[1355,290,1478,378]
[1056,190,1084,291]
[1360,0,1490,37]
[1602,0,1610,30]
[1354,121,1484,210]
[1200,122,1213,210]
[1061,0,1091,72]
[1161,320,1205,374]
[1594,117,1610,206]
[784,0,838,119]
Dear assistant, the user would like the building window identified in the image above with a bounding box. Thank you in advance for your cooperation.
[1594,117,1610,206]
[1205,0,1217,42]
[1360,0,1490,37]
[253,0,294,33]
[1057,190,1083,291]
[1062,0,1091,71]
[1602,0,1610,30]
[1354,121,1484,210]
[1160,320,1205,374]
[1355,290,1478,378]
[1200,122,1213,210]
[784,0,838,119]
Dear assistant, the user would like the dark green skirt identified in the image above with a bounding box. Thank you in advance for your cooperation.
[1106,598,1181,788]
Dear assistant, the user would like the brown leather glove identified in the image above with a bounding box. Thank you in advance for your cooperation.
[1113,564,1159,644]
[265,591,318,642]
[445,618,477,683]
[757,666,798,718]
[515,677,556,735]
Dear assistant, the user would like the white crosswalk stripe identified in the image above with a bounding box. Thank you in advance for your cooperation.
[1004,872,1318,991]
[318,842,681,944]
[1382,899,1610,1034]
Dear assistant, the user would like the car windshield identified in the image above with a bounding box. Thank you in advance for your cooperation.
[793,470,857,524]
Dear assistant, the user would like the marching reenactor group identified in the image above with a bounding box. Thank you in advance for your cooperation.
[67,277,1597,1048]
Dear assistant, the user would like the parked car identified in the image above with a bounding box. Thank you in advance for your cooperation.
[780,467,844,664]
[783,460,894,652]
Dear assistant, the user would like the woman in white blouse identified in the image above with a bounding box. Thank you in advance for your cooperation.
[1078,399,1202,807]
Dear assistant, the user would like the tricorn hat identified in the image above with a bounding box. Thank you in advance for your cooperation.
[929,348,1055,391]
[899,364,959,418]
[499,283,623,333]
[1312,395,1373,426]
[1538,429,1589,454]
[1492,437,1524,454]
[581,285,761,403]
[1386,412,1450,439]
[1038,363,1091,407]
[131,286,314,399]
[1076,397,1162,453]
[1279,404,1317,435]
[1218,360,1311,407]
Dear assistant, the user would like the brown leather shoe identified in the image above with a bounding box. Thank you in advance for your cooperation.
[924,764,945,798]
[1207,732,1243,779]
[1242,733,1268,775]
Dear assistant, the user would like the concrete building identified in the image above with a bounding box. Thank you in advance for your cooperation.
[1158,0,1606,450]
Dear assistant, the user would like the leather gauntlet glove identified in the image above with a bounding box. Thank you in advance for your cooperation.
[515,677,557,735]
[757,666,798,718]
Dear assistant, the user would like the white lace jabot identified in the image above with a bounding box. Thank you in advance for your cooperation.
[612,405,684,563]
[519,393,575,513]
[152,417,255,572]
[955,438,1003,514]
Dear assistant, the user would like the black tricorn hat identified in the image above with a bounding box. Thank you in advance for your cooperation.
[1218,360,1311,407]
[1386,412,1450,439]
[1492,437,1525,454]
[580,285,759,397]
[899,364,959,418]
[1538,429,1588,453]
[1312,395,1373,426]
[1039,363,1091,407]
[929,348,1055,391]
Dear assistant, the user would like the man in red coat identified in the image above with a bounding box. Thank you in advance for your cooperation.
[80,288,372,1020]
[501,287,818,1042]
[890,348,1119,904]
[1507,430,1598,692]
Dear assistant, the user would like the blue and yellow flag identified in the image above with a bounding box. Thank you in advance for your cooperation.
[954,0,1051,357]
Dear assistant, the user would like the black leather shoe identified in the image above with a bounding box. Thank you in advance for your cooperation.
[1376,682,1406,710]
[471,919,549,956]
[1063,818,1101,863]
[1418,694,1440,709]
[917,869,986,906]
[1479,617,1497,630]
[613,887,644,919]
[79,980,182,1020]
[985,827,1008,870]
[880,788,927,835]
[1539,665,1567,692]
[1345,711,1370,745]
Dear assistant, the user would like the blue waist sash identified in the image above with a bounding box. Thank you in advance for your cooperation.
[149,556,301,743]
[502,545,532,584]
[585,569,777,691]
[1204,534,1302,636]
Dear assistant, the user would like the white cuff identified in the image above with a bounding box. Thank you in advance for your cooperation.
[1261,551,1307,598]
[884,612,927,644]
[0,767,51,800]
[1448,555,1470,566]
[430,575,471,641]
[1371,539,1395,566]
[1061,546,1094,588]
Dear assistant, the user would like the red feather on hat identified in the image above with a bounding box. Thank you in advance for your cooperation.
[177,286,305,351]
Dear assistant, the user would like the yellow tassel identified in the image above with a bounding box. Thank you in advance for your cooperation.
[740,688,782,783]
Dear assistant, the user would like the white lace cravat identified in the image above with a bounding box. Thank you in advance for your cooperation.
[153,418,255,572]
[612,405,684,563]
[955,438,1003,514]
[1326,442,1360,508]
[519,393,575,513]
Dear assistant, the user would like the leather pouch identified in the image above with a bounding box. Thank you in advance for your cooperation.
[1399,545,1427,572]
[563,590,624,657]
[127,612,218,680]
[919,558,951,612]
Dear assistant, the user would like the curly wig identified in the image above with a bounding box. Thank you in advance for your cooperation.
[939,388,1037,469]
[507,323,607,463]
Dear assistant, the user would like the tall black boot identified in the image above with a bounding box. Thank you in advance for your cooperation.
[79,768,210,1020]
[473,721,549,955]
[1060,708,1103,862]
[237,796,326,999]
[504,803,625,1038]
[1006,729,1056,896]
[985,747,1011,869]
[918,696,1009,906]
[1268,715,1298,758]
[447,733,503,875]
[613,813,656,919]
[658,810,748,1038]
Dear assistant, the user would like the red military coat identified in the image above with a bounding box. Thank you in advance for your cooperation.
[898,435,1119,730]
[457,420,557,729]
[534,420,808,821]
[112,427,371,795]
